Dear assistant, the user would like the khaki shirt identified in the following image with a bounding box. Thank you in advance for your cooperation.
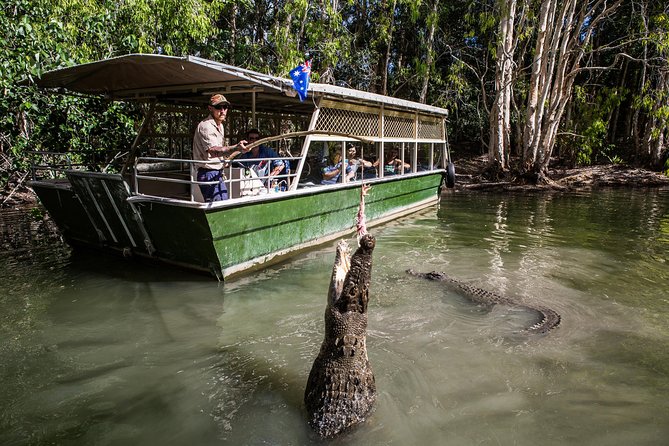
[193,115,225,169]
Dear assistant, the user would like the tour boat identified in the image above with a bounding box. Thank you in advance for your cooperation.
[28,54,454,280]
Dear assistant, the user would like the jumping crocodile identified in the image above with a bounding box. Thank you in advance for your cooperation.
[406,270,561,334]
[304,185,376,438]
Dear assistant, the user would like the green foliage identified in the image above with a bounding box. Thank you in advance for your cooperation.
[463,1,497,56]
[268,0,312,76]
[29,206,43,220]
[651,13,669,54]
[113,0,224,55]
[3,0,668,195]
[575,120,601,166]
[303,0,351,78]
[569,86,628,166]
[636,76,669,142]
[1,0,225,191]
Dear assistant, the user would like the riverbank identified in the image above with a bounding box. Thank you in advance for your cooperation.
[452,156,669,192]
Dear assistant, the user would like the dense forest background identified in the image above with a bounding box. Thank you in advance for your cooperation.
[1,0,668,194]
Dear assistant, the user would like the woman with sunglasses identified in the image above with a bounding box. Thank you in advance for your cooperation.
[192,93,247,202]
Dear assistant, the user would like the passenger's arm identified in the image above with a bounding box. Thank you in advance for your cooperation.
[322,165,341,181]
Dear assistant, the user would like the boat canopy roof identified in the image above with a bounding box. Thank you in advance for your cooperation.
[31,54,448,118]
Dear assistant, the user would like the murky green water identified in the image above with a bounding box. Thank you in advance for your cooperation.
[1,189,668,445]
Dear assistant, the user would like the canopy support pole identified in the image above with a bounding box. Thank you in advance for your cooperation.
[121,101,157,177]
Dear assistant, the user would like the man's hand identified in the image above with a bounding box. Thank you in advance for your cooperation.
[237,140,249,153]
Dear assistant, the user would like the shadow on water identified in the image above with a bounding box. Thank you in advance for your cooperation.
[65,248,216,283]
[0,206,232,444]
[205,344,315,442]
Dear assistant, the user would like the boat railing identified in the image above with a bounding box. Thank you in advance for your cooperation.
[133,155,299,202]
[27,150,98,181]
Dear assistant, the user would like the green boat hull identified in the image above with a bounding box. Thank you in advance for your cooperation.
[31,171,444,279]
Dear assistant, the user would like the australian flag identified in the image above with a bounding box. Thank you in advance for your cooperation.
[289,60,311,101]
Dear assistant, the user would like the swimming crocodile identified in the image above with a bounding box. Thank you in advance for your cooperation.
[304,185,376,438]
[406,270,561,334]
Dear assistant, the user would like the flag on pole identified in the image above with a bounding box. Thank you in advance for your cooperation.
[289,60,311,101]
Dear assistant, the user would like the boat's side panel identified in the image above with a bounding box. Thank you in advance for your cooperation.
[204,173,443,273]
[31,178,220,274]
[208,188,361,270]
[365,174,441,221]
[133,203,221,275]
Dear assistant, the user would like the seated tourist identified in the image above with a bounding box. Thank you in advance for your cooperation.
[383,149,411,175]
[235,129,288,185]
[321,150,354,185]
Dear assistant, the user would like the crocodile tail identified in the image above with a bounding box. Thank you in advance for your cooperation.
[523,305,561,334]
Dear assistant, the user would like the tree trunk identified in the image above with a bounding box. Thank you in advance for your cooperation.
[632,1,649,156]
[608,59,628,143]
[488,0,517,170]
[229,2,238,63]
[643,71,669,167]
[521,0,622,181]
[522,0,558,171]
[419,0,439,104]
[382,0,397,95]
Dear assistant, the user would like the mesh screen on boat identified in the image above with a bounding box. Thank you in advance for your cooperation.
[315,107,380,137]
[315,107,443,141]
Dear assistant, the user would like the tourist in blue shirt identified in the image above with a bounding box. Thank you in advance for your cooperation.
[236,129,287,185]
[321,150,354,185]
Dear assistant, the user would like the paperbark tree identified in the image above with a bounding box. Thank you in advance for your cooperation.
[373,0,398,95]
[488,0,517,170]
[521,0,623,181]
[641,70,669,167]
[631,0,650,157]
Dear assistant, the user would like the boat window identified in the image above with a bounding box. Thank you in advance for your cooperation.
[381,143,411,176]
[417,144,435,171]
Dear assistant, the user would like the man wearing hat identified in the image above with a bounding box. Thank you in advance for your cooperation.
[192,93,247,201]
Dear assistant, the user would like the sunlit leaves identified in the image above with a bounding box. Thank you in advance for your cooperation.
[651,13,669,55]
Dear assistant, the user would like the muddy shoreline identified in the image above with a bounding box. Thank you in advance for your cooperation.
[451,156,669,192]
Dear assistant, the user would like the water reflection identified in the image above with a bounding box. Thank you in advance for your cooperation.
[1,190,669,445]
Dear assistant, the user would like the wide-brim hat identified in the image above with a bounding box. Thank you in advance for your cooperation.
[209,93,230,107]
